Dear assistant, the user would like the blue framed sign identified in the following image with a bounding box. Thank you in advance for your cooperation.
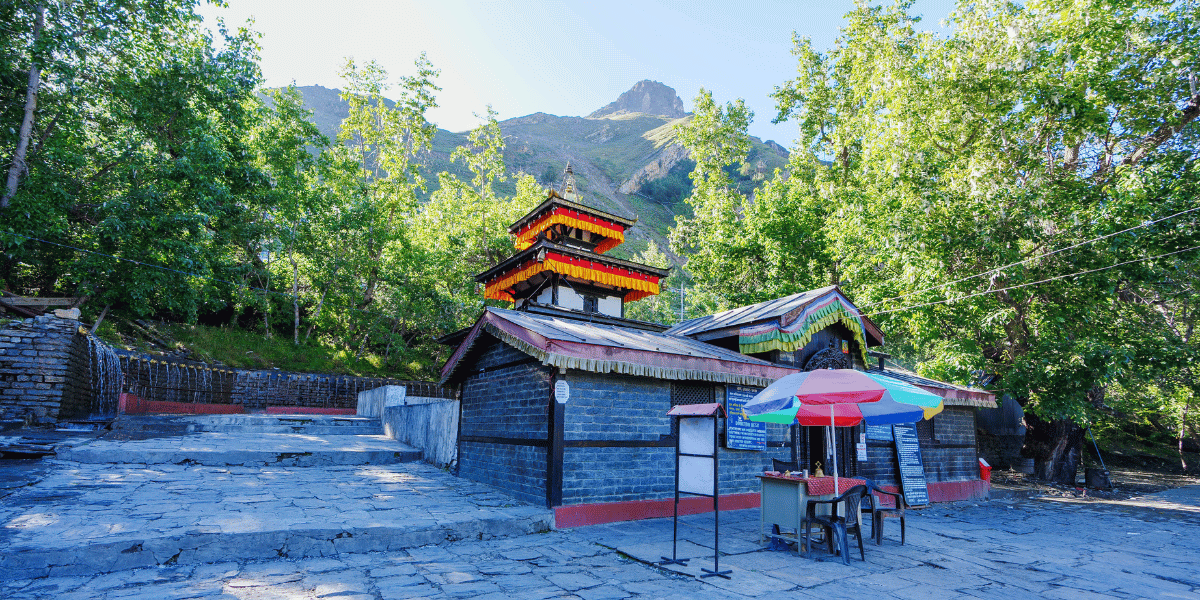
[725,385,766,451]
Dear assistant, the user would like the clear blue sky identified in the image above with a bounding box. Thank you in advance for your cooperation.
[200,1,956,144]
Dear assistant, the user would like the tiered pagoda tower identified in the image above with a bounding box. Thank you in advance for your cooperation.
[475,166,669,319]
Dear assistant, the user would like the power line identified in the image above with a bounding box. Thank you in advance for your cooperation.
[864,244,1200,317]
[860,205,1200,309]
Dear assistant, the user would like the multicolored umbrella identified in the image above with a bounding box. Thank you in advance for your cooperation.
[744,369,943,426]
[744,369,944,493]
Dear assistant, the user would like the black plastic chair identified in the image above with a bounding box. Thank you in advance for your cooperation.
[772,458,799,472]
[801,484,868,565]
[861,480,907,545]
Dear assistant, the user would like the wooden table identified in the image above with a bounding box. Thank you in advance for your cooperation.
[758,474,866,551]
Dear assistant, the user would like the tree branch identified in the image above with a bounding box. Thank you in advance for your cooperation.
[1119,94,1200,170]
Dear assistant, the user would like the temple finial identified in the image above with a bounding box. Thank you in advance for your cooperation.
[561,163,578,200]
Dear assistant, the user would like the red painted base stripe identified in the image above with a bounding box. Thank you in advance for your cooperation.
[554,493,760,528]
[118,393,244,415]
[553,479,991,528]
[264,407,356,415]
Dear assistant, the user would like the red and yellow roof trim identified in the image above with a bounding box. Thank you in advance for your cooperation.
[513,207,625,254]
[484,251,660,303]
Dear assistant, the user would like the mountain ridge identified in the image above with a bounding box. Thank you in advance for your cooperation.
[284,82,789,263]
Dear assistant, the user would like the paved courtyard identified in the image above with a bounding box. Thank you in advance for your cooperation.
[2,455,1198,599]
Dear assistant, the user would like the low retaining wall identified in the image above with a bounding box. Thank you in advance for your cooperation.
[382,400,460,468]
[118,353,452,413]
[0,316,91,425]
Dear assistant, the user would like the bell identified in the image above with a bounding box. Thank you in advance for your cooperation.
[813,461,824,478]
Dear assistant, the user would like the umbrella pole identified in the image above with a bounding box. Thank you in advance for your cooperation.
[830,405,839,496]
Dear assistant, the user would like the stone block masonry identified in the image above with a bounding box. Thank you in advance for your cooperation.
[457,338,552,505]
[118,352,452,412]
[0,316,90,425]
[0,314,455,424]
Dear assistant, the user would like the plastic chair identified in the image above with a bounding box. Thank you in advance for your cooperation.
[861,479,906,545]
[772,458,799,472]
[801,484,868,565]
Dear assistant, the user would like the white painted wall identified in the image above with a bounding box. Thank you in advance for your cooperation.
[532,283,623,317]
[556,285,585,311]
[598,295,622,317]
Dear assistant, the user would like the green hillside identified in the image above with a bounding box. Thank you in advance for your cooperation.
[287,81,789,263]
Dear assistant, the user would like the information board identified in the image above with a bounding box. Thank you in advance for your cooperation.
[866,424,893,441]
[725,385,766,451]
[891,423,929,506]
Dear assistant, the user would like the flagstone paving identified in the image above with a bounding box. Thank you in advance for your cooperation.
[3,468,1198,599]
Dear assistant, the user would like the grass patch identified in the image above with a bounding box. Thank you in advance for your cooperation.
[93,320,437,379]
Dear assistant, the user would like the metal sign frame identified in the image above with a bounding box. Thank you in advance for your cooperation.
[659,402,731,579]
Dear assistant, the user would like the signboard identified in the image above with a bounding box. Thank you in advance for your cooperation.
[677,412,717,496]
[866,424,893,441]
[554,380,570,404]
[725,385,766,450]
[892,423,930,506]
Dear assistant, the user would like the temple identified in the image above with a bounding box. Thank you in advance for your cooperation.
[440,168,996,527]
[476,166,667,318]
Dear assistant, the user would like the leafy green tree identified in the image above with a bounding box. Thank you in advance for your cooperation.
[415,107,544,332]
[757,0,1200,482]
[0,1,265,324]
[248,86,330,343]
[324,55,440,349]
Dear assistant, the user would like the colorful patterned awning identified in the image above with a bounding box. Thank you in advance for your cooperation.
[738,289,870,364]
[483,251,660,303]
[513,207,625,254]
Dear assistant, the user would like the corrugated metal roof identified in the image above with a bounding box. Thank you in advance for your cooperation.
[440,307,798,387]
[666,286,839,337]
[492,308,784,364]
[664,286,883,345]
[867,366,996,407]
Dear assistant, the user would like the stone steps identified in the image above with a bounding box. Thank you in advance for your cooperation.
[55,431,420,466]
[112,414,384,436]
[0,461,554,580]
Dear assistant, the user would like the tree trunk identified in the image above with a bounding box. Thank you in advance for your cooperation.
[287,220,301,346]
[1024,412,1086,485]
[2,4,45,209]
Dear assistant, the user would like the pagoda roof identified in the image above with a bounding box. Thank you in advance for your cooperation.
[476,239,669,284]
[475,239,669,302]
[440,307,798,387]
[508,191,637,234]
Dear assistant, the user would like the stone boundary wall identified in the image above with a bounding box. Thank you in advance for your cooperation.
[118,353,452,411]
[0,316,91,425]
[381,400,460,467]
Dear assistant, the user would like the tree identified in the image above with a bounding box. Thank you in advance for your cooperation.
[415,107,544,332]
[0,1,266,323]
[247,86,330,344]
[759,0,1200,484]
[325,55,440,349]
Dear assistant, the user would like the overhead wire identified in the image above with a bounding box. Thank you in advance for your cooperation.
[859,205,1200,309]
[864,244,1200,317]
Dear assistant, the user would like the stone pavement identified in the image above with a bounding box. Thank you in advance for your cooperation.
[3,487,1200,599]
[2,419,1198,599]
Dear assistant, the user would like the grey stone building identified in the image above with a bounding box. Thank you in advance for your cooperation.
[441,184,995,526]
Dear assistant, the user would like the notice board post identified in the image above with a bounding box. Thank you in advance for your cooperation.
[660,402,731,579]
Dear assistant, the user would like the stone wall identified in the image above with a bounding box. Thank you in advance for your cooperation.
[0,316,89,425]
[457,338,551,505]
[382,400,460,467]
[859,406,981,485]
[118,353,451,411]
[560,373,794,505]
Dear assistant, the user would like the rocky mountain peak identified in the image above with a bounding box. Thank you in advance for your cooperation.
[588,80,687,119]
